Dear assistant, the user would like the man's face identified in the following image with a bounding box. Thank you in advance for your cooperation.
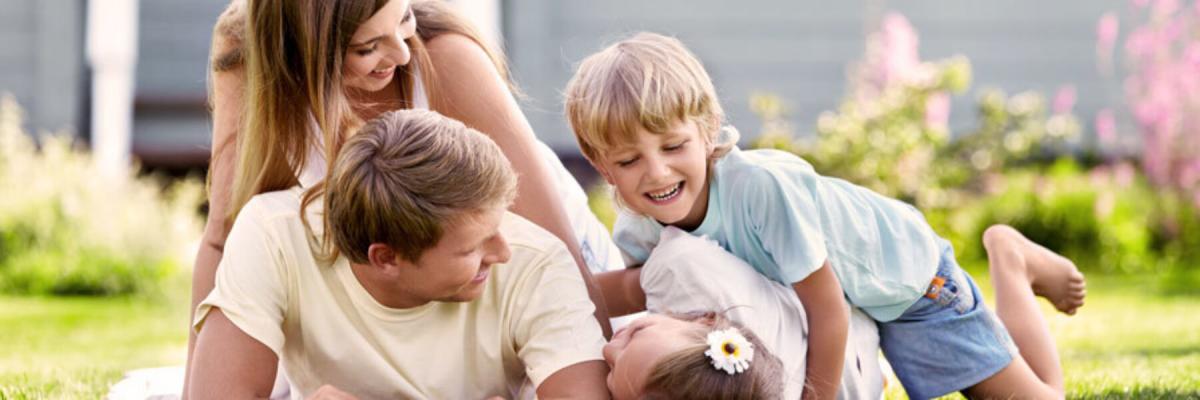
[395,207,511,303]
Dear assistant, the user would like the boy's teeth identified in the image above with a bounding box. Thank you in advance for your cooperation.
[648,183,681,200]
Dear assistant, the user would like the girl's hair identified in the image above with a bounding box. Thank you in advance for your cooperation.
[318,109,516,263]
[641,312,785,400]
[564,32,739,164]
[213,0,514,228]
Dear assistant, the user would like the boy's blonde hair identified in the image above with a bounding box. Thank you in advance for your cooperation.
[313,109,517,263]
[642,312,785,399]
[565,32,738,164]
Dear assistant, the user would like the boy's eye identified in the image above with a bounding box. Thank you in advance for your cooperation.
[664,140,688,151]
[615,156,639,167]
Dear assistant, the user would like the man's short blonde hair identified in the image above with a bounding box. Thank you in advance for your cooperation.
[565,32,738,163]
[323,109,517,263]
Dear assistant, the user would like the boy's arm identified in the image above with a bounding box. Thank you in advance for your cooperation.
[536,360,611,400]
[595,267,645,317]
[792,260,849,400]
[188,309,278,400]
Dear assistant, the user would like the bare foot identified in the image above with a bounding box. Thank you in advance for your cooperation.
[983,225,1087,315]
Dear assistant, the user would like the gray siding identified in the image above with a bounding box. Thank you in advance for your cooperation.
[505,0,1128,153]
[133,0,229,166]
[0,0,1138,168]
[0,0,84,136]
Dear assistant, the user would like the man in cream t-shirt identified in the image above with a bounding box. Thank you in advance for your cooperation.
[188,110,609,399]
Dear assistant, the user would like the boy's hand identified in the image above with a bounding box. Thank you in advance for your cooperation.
[792,260,849,400]
[595,267,646,317]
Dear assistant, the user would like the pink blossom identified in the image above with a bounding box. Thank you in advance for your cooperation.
[1090,166,1112,186]
[1133,98,1166,128]
[1124,27,1155,60]
[881,13,920,86]
[1154,0,1180,19]
[925,93,950,130]
[1097,13,1120,70]
[1052,85,1077,114]
[1180,159,1200,189]
[1184,43,1200,71]
[1095,108,1118,145]
[1115,162,1137,188]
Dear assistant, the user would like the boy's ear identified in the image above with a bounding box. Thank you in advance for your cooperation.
[366,243,407,275]
[586,157,616,185]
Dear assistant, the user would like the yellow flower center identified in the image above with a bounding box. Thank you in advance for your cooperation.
[722,341,738,357]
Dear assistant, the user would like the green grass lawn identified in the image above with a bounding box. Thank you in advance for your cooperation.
[0,281,190,400]
[0,274,1196,399]
[883,270,1200,399]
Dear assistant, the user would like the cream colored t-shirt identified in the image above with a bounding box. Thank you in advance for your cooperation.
[194,187,605,399]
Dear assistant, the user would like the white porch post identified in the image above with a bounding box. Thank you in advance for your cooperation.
[86,0,139,179]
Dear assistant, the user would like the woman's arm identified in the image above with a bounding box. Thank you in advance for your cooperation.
[185,3,246,397]
[423,33,612,337]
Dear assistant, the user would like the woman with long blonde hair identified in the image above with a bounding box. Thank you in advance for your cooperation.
[188,0,620,394]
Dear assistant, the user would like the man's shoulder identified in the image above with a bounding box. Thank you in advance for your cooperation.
[242,187,306,221]
[232,187,315,245]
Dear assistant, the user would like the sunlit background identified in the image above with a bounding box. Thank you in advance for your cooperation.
[1,0,1197,398]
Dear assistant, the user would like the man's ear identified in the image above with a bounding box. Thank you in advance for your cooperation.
[366,243,406,276]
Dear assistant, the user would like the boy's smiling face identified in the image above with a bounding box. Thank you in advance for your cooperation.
[597,119,712,230]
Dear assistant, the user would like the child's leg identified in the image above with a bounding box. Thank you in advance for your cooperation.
[965,224,1086,398]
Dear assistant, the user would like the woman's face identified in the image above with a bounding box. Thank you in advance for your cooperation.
[602,314,703,400]
[343,0,417,92]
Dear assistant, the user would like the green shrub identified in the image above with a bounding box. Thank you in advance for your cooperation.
[0,95,204,296]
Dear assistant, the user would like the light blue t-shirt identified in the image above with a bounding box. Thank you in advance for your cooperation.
[614,147,941,322]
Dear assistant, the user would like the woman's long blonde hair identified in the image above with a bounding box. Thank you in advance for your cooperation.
[214,0,514,227]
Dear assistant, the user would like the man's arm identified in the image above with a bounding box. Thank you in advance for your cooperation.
[188,309,279,400]
[536,360,610,400]
[792,261,849,400]
[595,267,645,317]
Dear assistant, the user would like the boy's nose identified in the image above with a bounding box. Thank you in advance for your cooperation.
[645,157,672,181]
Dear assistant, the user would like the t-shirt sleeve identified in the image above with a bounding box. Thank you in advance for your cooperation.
[192,201,289,355]
[741,169,828,284]
[612,210,659,266]
[508,242,606,388]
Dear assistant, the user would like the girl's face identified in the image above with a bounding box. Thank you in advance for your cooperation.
[602,314,702,400]
[343,0,417,92]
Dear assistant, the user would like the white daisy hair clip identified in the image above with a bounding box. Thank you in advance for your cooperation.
[704,328,755,375]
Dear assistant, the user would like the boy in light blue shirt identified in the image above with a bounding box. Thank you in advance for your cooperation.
[568,32,1087,399]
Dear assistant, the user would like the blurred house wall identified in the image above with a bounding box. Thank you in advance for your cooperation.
[1,0,1127,169]
[0,0,85,137]
[506,0,1127,154]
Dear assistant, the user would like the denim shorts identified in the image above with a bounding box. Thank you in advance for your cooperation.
[877,241,1019,400]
